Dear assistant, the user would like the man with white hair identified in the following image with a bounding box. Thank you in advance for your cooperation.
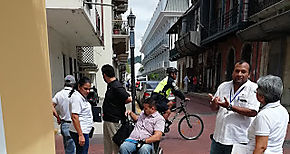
[52,75,76,154]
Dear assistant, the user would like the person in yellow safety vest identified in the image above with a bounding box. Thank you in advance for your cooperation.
[151,67,190,132]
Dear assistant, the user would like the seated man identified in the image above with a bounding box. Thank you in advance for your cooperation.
[119,98,165,154]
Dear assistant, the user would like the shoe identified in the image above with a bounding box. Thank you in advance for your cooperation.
[164,126,170,133]
[170,103,177,112]
[164,120,172,133]
[165,120,172,126]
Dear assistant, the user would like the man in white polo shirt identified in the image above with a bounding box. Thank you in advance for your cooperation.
[52,75,76,154]
[208,60,260,154]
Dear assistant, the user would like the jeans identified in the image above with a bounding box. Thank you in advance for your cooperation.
[70,131,89,154]
[210,138,233,154]
[61,122,75,154]
[119,141,152,154]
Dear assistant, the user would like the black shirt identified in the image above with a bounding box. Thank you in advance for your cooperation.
[103,80,130,122]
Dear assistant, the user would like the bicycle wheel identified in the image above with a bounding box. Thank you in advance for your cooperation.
[178,114,204,140]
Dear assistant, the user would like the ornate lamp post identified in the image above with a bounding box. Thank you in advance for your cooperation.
[127,10,136,113]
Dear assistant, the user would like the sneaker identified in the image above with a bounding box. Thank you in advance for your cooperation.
[164,126,170,133]
[165,120,172,126]
[170,103,177,112]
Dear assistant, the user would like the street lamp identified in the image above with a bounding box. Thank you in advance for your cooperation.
[127,10,136,113]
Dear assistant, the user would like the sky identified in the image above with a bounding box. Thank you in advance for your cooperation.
[123,0,159,57]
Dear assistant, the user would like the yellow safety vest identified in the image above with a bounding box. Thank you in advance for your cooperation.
[153,77,171,98]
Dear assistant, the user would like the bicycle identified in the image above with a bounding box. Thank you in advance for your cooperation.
[165,99,204,140]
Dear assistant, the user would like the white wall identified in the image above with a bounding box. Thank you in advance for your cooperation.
[94,0,113,98]
[46,0,82,9]
[48,26,77,95]
[46,0,97,34]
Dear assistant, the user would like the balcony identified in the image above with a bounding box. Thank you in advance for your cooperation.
[112,20,129,55]
[169,48,180,61]
[248,0,284,17]
[142,40,168,65]
[77,46,98,73]
[202,3,248,45]
[175,31,201,56]
[112,0,128,14]
[116,53,129,63]
[237,0,290,41]
[46,0,102,46]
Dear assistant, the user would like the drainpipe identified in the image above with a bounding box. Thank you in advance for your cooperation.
[101,0,104,41]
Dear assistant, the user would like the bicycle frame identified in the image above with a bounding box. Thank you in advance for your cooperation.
[170,100,190,124]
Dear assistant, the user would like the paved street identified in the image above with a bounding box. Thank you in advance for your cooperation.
[55,92,290,154]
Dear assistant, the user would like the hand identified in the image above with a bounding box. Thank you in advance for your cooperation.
[125,110,132,117]
[185,97,190,101]
[217,97,230,108]
[208,93,218,105]
[56,117,61,125]
[79,134,85,146]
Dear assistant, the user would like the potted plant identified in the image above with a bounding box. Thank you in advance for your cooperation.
[113,22,122,34]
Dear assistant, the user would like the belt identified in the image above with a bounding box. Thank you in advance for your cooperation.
[61,120,71,123]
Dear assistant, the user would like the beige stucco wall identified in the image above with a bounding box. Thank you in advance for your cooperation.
[0,0,55,154]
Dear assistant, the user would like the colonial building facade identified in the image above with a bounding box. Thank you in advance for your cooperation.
[169,0,290,109]
[140,0,191,80]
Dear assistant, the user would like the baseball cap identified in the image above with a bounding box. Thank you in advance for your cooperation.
[64,75,76,84]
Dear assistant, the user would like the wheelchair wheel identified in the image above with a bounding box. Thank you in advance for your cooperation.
[178,114,204,140]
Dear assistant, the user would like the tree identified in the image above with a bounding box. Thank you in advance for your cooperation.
[148,73,159,80]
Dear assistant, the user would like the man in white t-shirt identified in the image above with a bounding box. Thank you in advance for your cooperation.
[208,60,260,154]
[52,75,76,154]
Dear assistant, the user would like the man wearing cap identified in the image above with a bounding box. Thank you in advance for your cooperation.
[52,75,76,154]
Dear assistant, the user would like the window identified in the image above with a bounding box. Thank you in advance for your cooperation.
[69,57,73,75]
[74,59,78,80]
[62,54,66,77]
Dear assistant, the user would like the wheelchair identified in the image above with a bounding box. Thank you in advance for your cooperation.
[132,141,163,154]
[152,141,163,154]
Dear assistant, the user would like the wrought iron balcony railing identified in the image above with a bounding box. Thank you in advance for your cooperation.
[77,46,97,70]
[208,4,239,36]
[112,20,129,35]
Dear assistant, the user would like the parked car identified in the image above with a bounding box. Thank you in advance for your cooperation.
[136,81,176,109]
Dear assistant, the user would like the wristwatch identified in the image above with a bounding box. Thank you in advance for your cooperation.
[227,104,233,111]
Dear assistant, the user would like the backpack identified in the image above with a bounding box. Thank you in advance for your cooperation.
[112,117,135,146]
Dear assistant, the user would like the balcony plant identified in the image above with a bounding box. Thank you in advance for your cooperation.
[113,21,122,34]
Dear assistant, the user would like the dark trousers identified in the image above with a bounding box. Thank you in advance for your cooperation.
[210,138,233,154]
[70,131,89,154]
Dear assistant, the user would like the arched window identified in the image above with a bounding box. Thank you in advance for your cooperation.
[241,43,252,65]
